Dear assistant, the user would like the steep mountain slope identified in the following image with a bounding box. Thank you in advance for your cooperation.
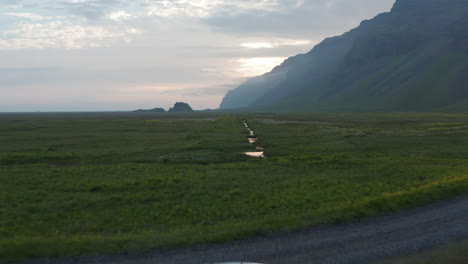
[219,0,468,112]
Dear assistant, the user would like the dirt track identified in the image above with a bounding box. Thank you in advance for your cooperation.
[13,194,468,264]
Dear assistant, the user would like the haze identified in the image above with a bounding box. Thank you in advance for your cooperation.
[0,0,395,112]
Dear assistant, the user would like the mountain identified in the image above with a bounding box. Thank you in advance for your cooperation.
[168,102,194,112]
[220,0,468,112]
[134,107,166,113]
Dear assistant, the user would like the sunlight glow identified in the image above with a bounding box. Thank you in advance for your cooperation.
[241,42,275,49]
[237,57,285,77]
[241,40,313,49]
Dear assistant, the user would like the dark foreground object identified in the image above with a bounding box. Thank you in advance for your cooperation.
[14,194,468,264]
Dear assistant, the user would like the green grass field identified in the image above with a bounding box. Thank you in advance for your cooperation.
[1,112,468,261]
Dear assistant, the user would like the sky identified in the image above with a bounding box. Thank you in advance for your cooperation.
[0,0,395,112]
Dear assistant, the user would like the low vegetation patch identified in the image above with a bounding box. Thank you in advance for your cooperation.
[1,112,467,261]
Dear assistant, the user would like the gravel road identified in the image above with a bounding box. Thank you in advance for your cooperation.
[12,194,468,264]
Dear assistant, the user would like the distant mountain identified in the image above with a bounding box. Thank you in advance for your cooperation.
[134,107,166,113]
[168,102,194,112]
[220,0,468,112]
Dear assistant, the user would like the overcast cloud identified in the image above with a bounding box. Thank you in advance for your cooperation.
[0,0,395,112]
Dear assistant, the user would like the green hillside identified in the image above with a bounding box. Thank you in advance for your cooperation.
[220,0,468,113]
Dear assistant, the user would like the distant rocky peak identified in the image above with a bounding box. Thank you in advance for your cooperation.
[168,102,194,112]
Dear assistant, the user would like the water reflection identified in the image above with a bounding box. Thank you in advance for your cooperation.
[248,137,257,144]
[244,151,265,158]
[243,119,265,158]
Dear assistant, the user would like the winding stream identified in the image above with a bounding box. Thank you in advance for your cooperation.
[242,120,265,158]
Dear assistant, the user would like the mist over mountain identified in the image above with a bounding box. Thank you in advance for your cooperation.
[220,0,468,112]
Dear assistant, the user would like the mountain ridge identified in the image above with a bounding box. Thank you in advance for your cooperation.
[219,0,468,112]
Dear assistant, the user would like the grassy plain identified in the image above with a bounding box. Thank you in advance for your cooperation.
[1,112,468,260]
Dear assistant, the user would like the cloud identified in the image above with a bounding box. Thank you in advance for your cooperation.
[159,83,239,96]
[106,10,135,21]
[2,12,50,20]
[0,67,61,86]
[241,42,275,49]
[144,0,285,18]
[201,68,217,72]
[202,0,395,38]
[0,0,397,111]
[0,1,23,9]
[0,0,394,51]
[0,0,142,50]
[1,20,140,49]
[53,0,128,20]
